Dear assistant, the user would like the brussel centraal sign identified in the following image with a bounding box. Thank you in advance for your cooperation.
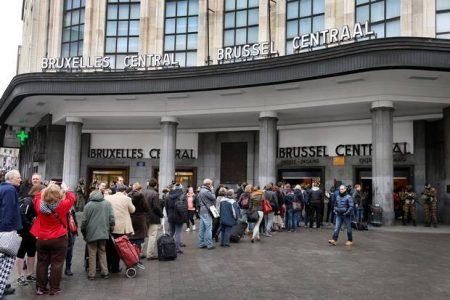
[218,21,375,62]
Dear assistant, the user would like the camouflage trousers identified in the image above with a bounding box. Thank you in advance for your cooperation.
[423,201,438,226]
[403,202,416,224]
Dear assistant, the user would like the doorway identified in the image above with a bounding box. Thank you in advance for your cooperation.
[153,168,197,190]
[278,168,325,187]
[220,142,247,185]
[355,166,414,220]
[88,167,129,189]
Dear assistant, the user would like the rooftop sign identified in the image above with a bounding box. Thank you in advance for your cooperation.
[218,21,375,62]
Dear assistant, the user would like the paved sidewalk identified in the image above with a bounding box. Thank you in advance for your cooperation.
[6,223,450,300]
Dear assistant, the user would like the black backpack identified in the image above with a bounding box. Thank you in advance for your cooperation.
[19,197,34,230]
[175,196,189,223]
[157,234,177,261]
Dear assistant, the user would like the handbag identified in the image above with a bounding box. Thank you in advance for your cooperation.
[246,210,260,223]
[0,231,23,256]
[68,213,78,234]
[262,199,273,215]
[292,201,302,211]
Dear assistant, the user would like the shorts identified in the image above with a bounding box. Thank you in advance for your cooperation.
[17,232,37,259]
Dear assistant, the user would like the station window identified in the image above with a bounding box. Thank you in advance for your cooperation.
[104,0,140,69]
[437,0,450,39]
[355,0,401,38]
[223,0,259,47]
[286,0,325,54]
[164,0,199,67]
[61,0,86,57]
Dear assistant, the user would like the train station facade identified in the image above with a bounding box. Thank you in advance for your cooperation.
[1,0,450,225]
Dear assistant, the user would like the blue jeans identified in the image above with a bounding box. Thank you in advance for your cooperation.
[294,210,301,228]
[356,208,364,222]
[285,208,295,231]
[169,222,183,251]
[332,214,353,242]
[220,225,232,246]
[198,213,213,248]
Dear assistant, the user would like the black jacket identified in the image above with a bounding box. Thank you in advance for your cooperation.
[309,188,324,205]
[166,189,186,224]
[142,187,163,224]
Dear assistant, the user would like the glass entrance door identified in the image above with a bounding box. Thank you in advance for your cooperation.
[88,168,129,190]
[153,168,197,189]
[278,168,325,187]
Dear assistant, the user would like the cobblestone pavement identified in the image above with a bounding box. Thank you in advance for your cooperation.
[6,223,450,300]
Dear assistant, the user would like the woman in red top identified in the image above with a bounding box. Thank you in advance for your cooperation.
[30,183,75,296]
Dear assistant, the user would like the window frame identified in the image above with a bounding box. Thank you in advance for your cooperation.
[354,0,401,39]
[222,0,259,48]
[285,0,325,54]
[436,0,450,38]
[61,0,86,58]
[163,0,199,67]
[104,0,141,70]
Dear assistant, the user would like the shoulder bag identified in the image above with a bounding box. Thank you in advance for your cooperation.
[0,231,22,257]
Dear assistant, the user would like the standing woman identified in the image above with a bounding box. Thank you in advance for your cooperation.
[30,183,75,296]
[128,183,149,253]
[15,185,42,286]
[185,187,197,231]
[249,186,264,243]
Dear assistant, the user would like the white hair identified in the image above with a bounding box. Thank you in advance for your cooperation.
[5,170,20,181]
[203,178,212,185]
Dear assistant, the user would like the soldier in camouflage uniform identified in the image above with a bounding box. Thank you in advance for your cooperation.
[401,185,416,226]
[421,184,438,228]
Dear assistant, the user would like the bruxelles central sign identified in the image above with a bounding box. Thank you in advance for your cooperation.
[41,53,177,71]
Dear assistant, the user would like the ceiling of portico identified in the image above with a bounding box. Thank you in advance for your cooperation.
[6,69,450,130]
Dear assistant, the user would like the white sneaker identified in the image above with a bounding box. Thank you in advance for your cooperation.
[192,225,196,231]
[186,228,190,232]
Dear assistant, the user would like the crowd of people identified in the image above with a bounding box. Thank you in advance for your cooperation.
[0,169,441,297]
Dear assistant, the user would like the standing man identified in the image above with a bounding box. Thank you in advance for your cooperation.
[105,184,135,272]
[0,170,22,297]
[142,178,163,260]
[197,179,216,250]
[421,183,438,228]
[309,181,324,228]
[328,185,354,246]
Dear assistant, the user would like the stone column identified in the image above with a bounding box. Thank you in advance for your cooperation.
[62,117,83,191]
[371,101,395,226]
[443,107,450,224]
[159,116,178,193]
[258,111,278,187]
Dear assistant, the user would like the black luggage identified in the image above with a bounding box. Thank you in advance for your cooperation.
[157,234,177,261]
[351,221,368,231]
[230,221,247,243]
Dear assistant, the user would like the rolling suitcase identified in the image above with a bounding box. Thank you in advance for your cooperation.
[230,221,247,243]
[157,234,177,261]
